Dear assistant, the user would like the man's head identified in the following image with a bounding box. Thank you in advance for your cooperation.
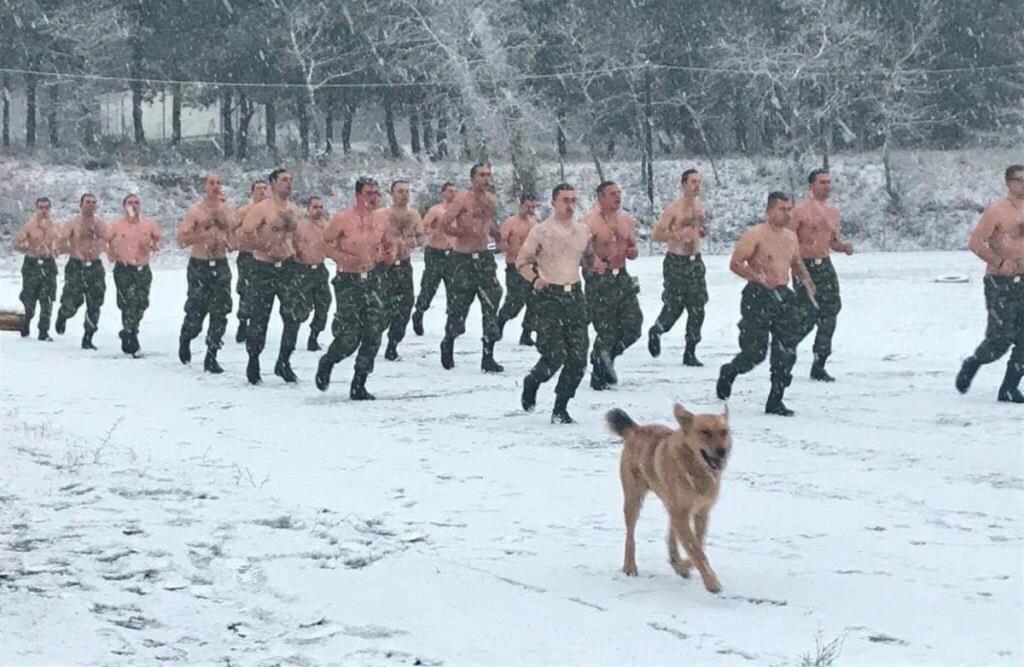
[765,191,792,228]
[441,181,457,204]
[307,196,325,220]
[596,180,622,212]
[518,193,537,218]
[355,177,381,210]
[35,197,51,218]
[681,169,701,197]
[80,193,97,216]
[391,180,410,208]
[551,183,577,219]
[204,173,223,199]
[122,193,141,217]
[808,169,832,199]
[470,163,492,192]
[268,168,292,199]
[1006,165,1024,198]
[251,180,269,202]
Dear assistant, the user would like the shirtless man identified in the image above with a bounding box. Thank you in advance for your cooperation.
[232,179,268,343]
[956,165,1024,403]
[293,196,332,352]
[411,181,458,336]
[316,177,395,400]
[13,197,63,340]
[582,181,642,390]
[55,193,110,350]
[496,193,539,347]
[716,192,817,416]
[378,180,424,361]
[107,194,163,357]
[517,183,605,424]
[648,169,709,367]
[440,163,504,373]
[177,173,235,373]
[790,169,854,382]
[239,168,303,385]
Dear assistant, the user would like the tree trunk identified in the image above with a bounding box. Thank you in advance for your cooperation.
[265,99,277,152]
[26,72,36,147]
[557,109,567,182]
[297,95,310,159]
[171,82,182,145]
[410,108,421,156]
[341,102,354,154]
[130,39,145,144]
[237,93,256,159]
[643,67,655,217]
[2,73,9,147]
[324,94,334,154]
[384,94,401,158]
[48,84,59,147]
[422,106,434,155]
[220,88,234,158]
[435,107,448,159]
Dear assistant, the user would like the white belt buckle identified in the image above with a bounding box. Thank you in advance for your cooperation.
[138,265,144,272]
[37,259,44,265]
[311,263,320,270]
[562,284,572,293]
[688,254,696,261]
[611,268,620,276]
[360,271,368,280]
[471,252,480,260]
[1014,276,1021,283]
[394,260,401,267]
[84,260,92,267]
[208,260,217,267]
[274,261,283,268]
[445,249,452,256]
[814,258,823,266]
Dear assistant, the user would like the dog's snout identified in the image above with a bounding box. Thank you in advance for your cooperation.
[715,447,727,458]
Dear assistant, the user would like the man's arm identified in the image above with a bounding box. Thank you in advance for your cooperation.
[12,220,32,253]
[623,215,639,259]
[240,202,266,235]
[441,195,467,237]
[829,216,854,254]
[968,209,1001,266]
[651,205,674,243]
[729,231,764,283]
[149,219,164,252]
[582,235,607,274]
[516,227,543,286]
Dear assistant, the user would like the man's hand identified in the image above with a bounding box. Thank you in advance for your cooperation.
[842,241,854,255]
[533,276,549,291]
[625,246,639,260]
[803,279,817,298]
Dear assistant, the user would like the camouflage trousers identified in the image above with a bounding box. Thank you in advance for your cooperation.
[383,259,415,344]
[652,253,708,345]
[113,263,153,335]
[794,257,842,358]
[728,283,802,387]
[497,264,537,333]
[584,268,642,362]
[245,258,304,357]
[293,262,331,334]
[180,257,233,351]
[529,283,590,399]
[323,270,389,374]
[20,255,58,334]
[414,246,452,313]
[236,250,255,321]
[972,274,1024,372]
[445,251,503,343]
[58,258,106,334]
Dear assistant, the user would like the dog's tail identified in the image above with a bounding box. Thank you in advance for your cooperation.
[605,408,637,438]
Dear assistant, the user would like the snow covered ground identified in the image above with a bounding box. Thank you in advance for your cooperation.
[0,251,1021,666]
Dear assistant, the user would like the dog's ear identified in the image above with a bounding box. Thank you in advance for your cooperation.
[673,403,694,429]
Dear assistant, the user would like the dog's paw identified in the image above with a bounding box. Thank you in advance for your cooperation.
[622,564,639,577]
[703,576,722,594]
[670,559,693,578]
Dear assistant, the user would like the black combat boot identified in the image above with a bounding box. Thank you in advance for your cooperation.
[481,339,504,373]
[997,364,1024,403]
[955,356,981,394]
[274,352,298,383]
[81,331,97,350]
[647,326,661,358]
[307,330,321,351]
[683,342,703,367]
[384,339,400,361]
[235,319,248,343]
[551,394,575,424]
[246,355,262,385]
[204,349,223,374]
[810,353,835,382]
[350,371,375,401]
[412,310,424,336]
[179,336,192,364]
[119,330,131,354]
[590,359,610,391]
[315,356,334,391]
[716,363,737,400]
[519,328,535,347]
[521,373,541,412]
[55,314,66,335]
[765,382,795,416]
[19,315,30,337]
[441,337,455,370]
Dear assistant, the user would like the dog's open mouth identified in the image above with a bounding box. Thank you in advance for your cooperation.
[700,449,721,471]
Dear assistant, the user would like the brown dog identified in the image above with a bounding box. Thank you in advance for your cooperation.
[606,403,731,593]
